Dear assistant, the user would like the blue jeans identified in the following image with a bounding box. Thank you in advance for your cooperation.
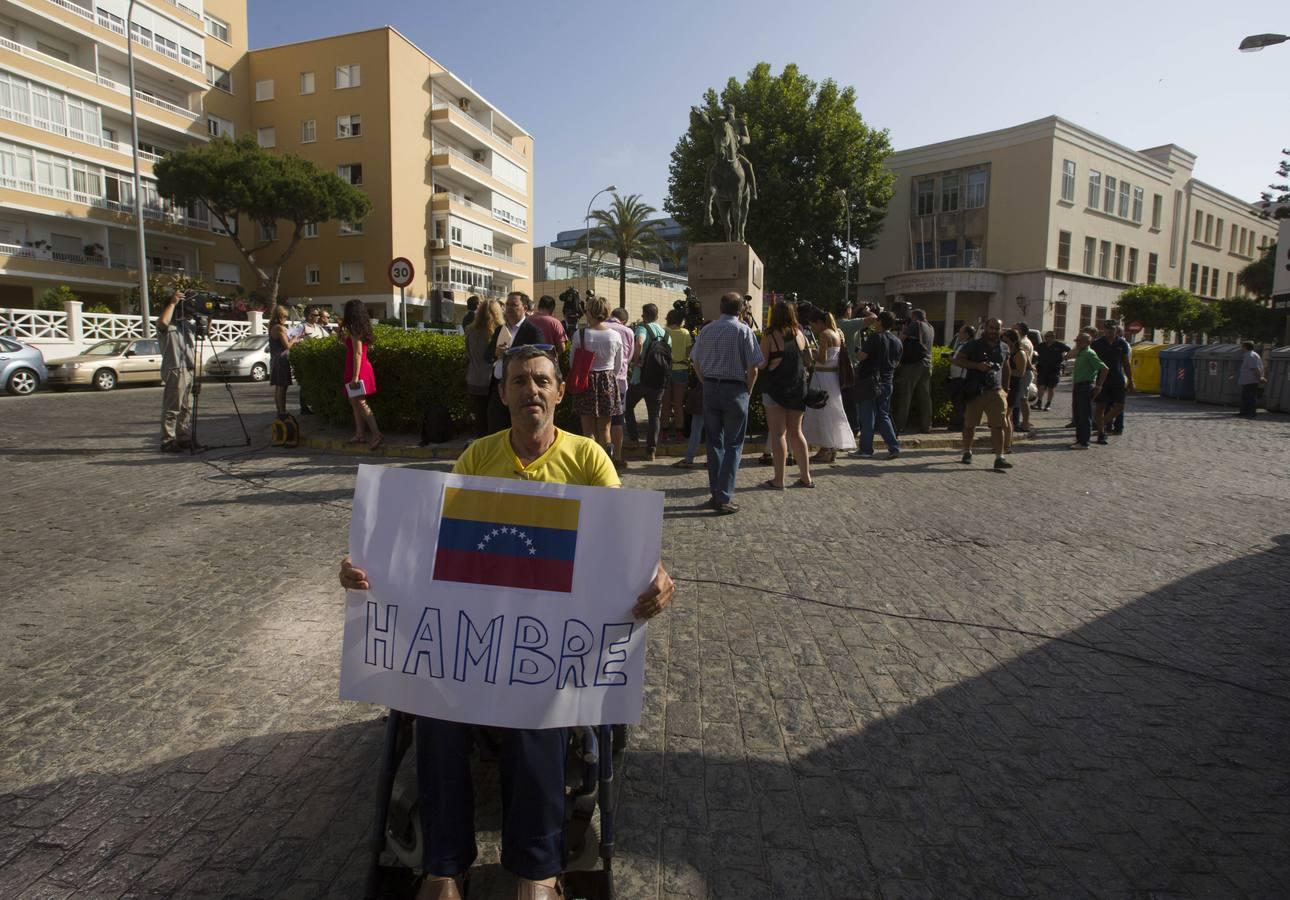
[684,418,705,462]
[702,380,749,504]
[416,717,568,880]
[856,380,900,455]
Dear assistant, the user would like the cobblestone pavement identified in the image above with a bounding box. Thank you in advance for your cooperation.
[1,382,1288,899]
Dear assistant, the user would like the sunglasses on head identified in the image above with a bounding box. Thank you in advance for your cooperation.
[505,343,554,355]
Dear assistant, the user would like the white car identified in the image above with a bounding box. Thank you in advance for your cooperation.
[204,334,271,382]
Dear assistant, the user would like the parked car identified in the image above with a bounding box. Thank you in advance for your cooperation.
[45,338,162,391]
[1,337,49,396]
[204,334,270,382]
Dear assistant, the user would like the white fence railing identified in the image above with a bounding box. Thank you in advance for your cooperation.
[1,302,265,354]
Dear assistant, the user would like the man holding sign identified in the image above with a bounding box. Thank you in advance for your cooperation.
[339,344,673,900]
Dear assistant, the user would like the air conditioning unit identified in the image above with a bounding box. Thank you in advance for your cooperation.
[458,97,471,112]
[472,150,487,163]
[428,238,446,250]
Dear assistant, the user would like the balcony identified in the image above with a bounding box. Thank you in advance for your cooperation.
[430,191,528,240]
[430,104,527,169]
[37,0,205,85]
[0,173,209,233]
[0,242,135,284]
[431,144,527,207]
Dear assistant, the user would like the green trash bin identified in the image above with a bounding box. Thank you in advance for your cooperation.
[1265,347,1290,412]
[1193,344,1245,406]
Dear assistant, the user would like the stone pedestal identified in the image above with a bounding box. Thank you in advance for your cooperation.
[688,242,764,322]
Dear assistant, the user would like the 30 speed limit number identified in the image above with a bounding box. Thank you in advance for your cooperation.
[388,257,414,288]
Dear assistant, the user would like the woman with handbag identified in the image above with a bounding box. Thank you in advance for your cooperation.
[802,309,856,463]
[756,301,813,489]
[569,293,624,458]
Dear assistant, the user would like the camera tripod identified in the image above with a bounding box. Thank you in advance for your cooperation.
[183,322,251,454]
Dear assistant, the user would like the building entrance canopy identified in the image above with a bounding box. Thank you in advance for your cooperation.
[884,269,1005,297]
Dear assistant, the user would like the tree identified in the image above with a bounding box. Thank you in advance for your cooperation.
[666,63,895,308]
[1214,296,1281,342]
[155,136,371,307]
[1238,244,1275,298]
[1181,301,1224,339]
[36,284,78,311]
[1258,148,1289,219]
[587,193,674,309]
[1116,284,1201,334]
[121,272,209,315]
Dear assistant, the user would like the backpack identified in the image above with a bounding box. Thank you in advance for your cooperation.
[420,401,453,445]
[639,323,672,389]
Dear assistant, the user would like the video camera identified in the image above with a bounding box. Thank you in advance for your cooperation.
[177,290,235,339]
[559,286,585,326]
[673,287,703,331]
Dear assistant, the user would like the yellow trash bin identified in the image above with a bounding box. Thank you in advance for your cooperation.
[1129,342,1165,394]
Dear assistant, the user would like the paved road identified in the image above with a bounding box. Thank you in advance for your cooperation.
[1,382,1288,899]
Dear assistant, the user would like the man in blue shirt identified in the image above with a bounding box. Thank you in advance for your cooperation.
[1090,320,1134,445]
[690,292,765,514]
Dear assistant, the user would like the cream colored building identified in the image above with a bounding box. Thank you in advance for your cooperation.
[0,7,532,323]
[855,116,1279,344]
[0,0,252,309]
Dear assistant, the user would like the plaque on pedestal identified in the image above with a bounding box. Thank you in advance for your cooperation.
[688,242,764,322]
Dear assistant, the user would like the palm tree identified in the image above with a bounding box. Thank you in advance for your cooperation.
[587,193,674,309]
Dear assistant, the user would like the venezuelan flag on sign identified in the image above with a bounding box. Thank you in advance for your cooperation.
[433,487,580,593]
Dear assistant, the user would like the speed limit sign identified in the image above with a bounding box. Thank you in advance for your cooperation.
[388,257,414,288]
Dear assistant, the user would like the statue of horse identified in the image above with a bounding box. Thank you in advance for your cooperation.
[692,105,758,244]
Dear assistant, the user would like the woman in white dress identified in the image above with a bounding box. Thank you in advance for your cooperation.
[803,309,857,462]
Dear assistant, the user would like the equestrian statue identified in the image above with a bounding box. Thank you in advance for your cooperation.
[692,104,758,243]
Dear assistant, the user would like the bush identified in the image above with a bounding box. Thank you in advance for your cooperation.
[37,284,78,311]
[291,325,581,436]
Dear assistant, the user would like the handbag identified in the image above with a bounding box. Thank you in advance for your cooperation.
[837,342,855,390]
[568,327,595,395]
[803,360,829,409]
[683,378,703,415]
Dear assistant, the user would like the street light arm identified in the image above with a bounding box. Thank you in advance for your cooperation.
[583,185,616,279]
[1239,33,1289,51]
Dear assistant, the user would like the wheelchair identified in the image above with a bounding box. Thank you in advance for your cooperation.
[363,710,626,899]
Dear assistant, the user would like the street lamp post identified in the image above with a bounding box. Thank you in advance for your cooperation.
[584,185,616,296]
[837,188,851,310]
[126,0,150,336]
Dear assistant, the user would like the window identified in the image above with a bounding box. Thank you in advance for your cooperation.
[914,241,933,270]
[336,114,361,138]
[335,65,361,89]
[213,261,238,283]
[340,261,364,283]
[300,72,315,95]
[1200,266,1209,294]
[1104,176,1116,214]
[1083,237,1096,275]
[1096,306,1108,325]
[204,14,230,43]
[1210,268,1219,297]
[1113,244,1124,280]
[1194,209,1203,240]
[1057,230,1072,270]
[305,264,320,285]
[1151,194,1163,229]
[206,114,233,139]
[1079,304,1093,331]
[964,239,981,267]
[339,219,363,235]
[255,80,274,102]
[915,179,934,216]
[965,171,986,209]
[1215,218,1224,249]
[300,119,316,143]
[257,127,275,148]
[1061,159,1076,202]
[1132,187,1144,223]
[1189,263,1199,292]
[1128,248,1139,282]
[1088,170,1101,207]
[449,224,463,246]
[181,47,201,71]
[337,163,362,185]
[206,63,231,93]
[1098,240,1110,278]
[1226,271,1234,297]
[1053,301,1068,340]
[1118,182,1130,218]
[938,239,958,268]
[303,222,318,238]
[260,222,278,241]
[940,174,959,212]
[1233,224,1241,252]
[1147,252,1158,284]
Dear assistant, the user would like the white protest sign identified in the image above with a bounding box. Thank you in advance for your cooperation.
[340,465,663,728]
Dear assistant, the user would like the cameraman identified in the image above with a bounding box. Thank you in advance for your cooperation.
[157,286,197,452]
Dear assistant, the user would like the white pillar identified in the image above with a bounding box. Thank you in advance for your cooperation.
[944,290,956,342]
[64,299,84,352]
[248,309,264,335]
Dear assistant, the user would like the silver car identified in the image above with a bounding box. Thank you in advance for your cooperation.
[204,334,271,382]
[1,336,49,396]
[45,338,162,391]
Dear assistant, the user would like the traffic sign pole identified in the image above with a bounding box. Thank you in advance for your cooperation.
[400,285,406,330]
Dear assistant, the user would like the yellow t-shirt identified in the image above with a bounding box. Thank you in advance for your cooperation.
[453,428,621,487]
[668,327,693,369]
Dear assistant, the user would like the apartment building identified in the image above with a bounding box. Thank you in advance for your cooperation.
[0,0,253,308]
[855,116,1278,344]
[244,27,533,320]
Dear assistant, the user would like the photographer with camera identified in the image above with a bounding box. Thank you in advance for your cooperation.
[952,317,1014,471]
[157,286,197,453]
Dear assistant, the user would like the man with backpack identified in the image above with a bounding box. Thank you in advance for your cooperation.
[624,303,671,461]
[892,308,935,434]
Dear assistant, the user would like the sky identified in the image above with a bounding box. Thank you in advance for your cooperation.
[248,0,1289,245]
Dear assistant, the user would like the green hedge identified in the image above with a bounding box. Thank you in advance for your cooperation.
[290,326,956,436]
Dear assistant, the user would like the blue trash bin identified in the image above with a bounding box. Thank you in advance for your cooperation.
[1159,345,1201,400]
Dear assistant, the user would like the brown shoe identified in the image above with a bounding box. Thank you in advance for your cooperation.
[417,874,467,900]
[514,877,562,900]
